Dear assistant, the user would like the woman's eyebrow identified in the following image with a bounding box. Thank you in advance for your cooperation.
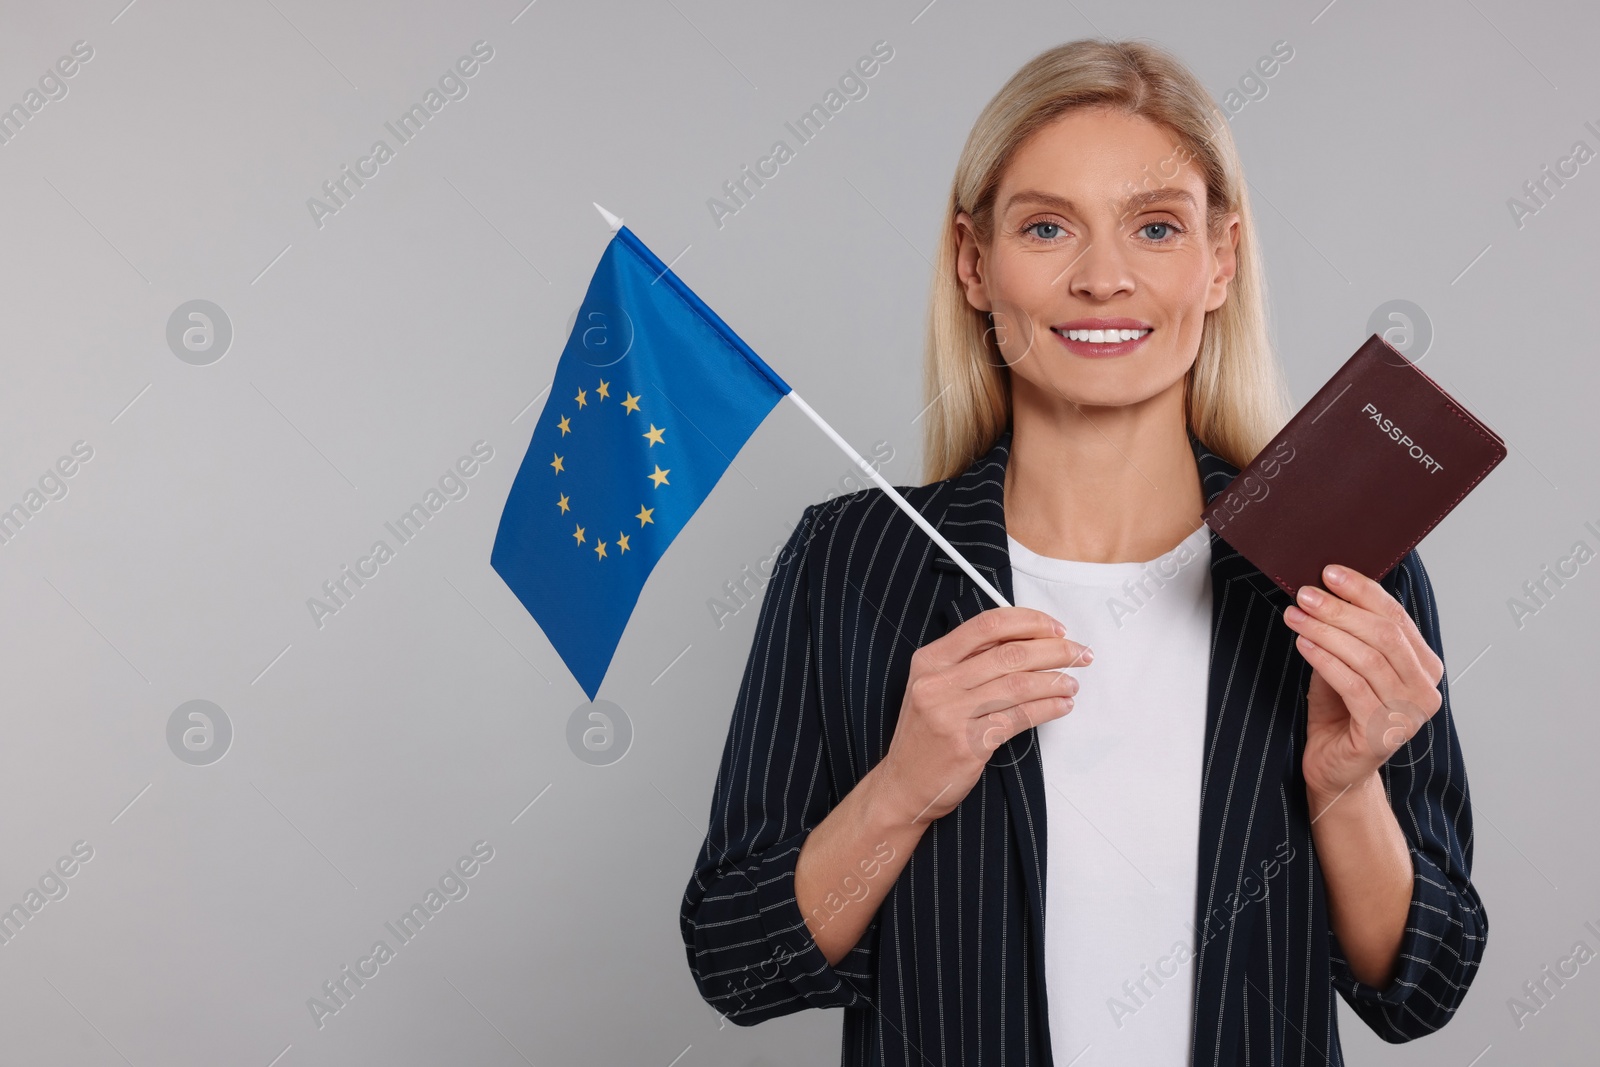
[1004,187,1198,216]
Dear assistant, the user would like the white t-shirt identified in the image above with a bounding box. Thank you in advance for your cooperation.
[1005,522,1212,1067]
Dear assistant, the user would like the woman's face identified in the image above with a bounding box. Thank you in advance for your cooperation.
[955,107,1239,414]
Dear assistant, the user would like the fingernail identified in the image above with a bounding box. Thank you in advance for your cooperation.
[1081,647,1094,664]
[1053,621,1067,636]
[1297,586,1322,607]
[1325,565,1346,584]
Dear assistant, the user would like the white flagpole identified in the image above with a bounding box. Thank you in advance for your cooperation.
[784,391,1011,609]
[591,203,1011,611]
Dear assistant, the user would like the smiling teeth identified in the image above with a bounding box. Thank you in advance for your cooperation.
[1060,328,1151,343]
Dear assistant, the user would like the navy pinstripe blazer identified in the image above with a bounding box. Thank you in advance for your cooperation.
[681,426,1487,1066]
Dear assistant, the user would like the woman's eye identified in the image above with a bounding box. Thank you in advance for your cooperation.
[1140,221,1182,241]
[1025,221,1063,240]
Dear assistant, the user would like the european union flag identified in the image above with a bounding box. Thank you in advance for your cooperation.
[491,222,792,700]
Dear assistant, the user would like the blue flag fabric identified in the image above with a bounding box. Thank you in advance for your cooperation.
[491,226,792,700]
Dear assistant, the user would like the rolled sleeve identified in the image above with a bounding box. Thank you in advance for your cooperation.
[752,831,867,1006]
[1329,549,1489,1040]
[679,502,869,1025]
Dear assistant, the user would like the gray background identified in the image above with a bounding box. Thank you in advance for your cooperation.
[0,0,1594,1063]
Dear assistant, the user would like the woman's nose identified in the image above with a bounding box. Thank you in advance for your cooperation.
[1066,241,1135,300]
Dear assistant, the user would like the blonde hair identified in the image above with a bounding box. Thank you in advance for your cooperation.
[921,38,1293,481]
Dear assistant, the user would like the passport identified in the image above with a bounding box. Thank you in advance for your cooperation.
[1200,333,1507,595]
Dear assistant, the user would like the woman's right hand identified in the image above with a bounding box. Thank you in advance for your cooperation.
[870,606,1092,825]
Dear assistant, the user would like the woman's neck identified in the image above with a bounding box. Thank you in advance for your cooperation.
[1001,377,1204,564]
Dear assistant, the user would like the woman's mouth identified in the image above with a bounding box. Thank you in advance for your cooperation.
[1049,324,1153,358]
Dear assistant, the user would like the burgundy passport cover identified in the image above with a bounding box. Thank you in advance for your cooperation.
[1200,333,1507,595]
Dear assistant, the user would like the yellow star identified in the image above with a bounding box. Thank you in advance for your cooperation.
[616,532,630,553]
[574,388,587,408]
[642,423,665,447]
[635,505,655,526]
[550,453,564,474]
[556,493,570,514]
[621,392,641,414]
[648,464,670,488]
[594,539,608,559]
[556,415,571,436]
[596,379,610,400]
[572,523,586,545]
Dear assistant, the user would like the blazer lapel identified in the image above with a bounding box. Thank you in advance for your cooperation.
[927,426,1303,1067]
[1188,430,1302,1067]
[924,429,1043,994]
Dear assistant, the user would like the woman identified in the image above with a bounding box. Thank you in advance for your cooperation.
[680,38,1485,1066]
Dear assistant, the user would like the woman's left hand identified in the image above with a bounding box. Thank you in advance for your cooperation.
[1283,563,1445,815]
